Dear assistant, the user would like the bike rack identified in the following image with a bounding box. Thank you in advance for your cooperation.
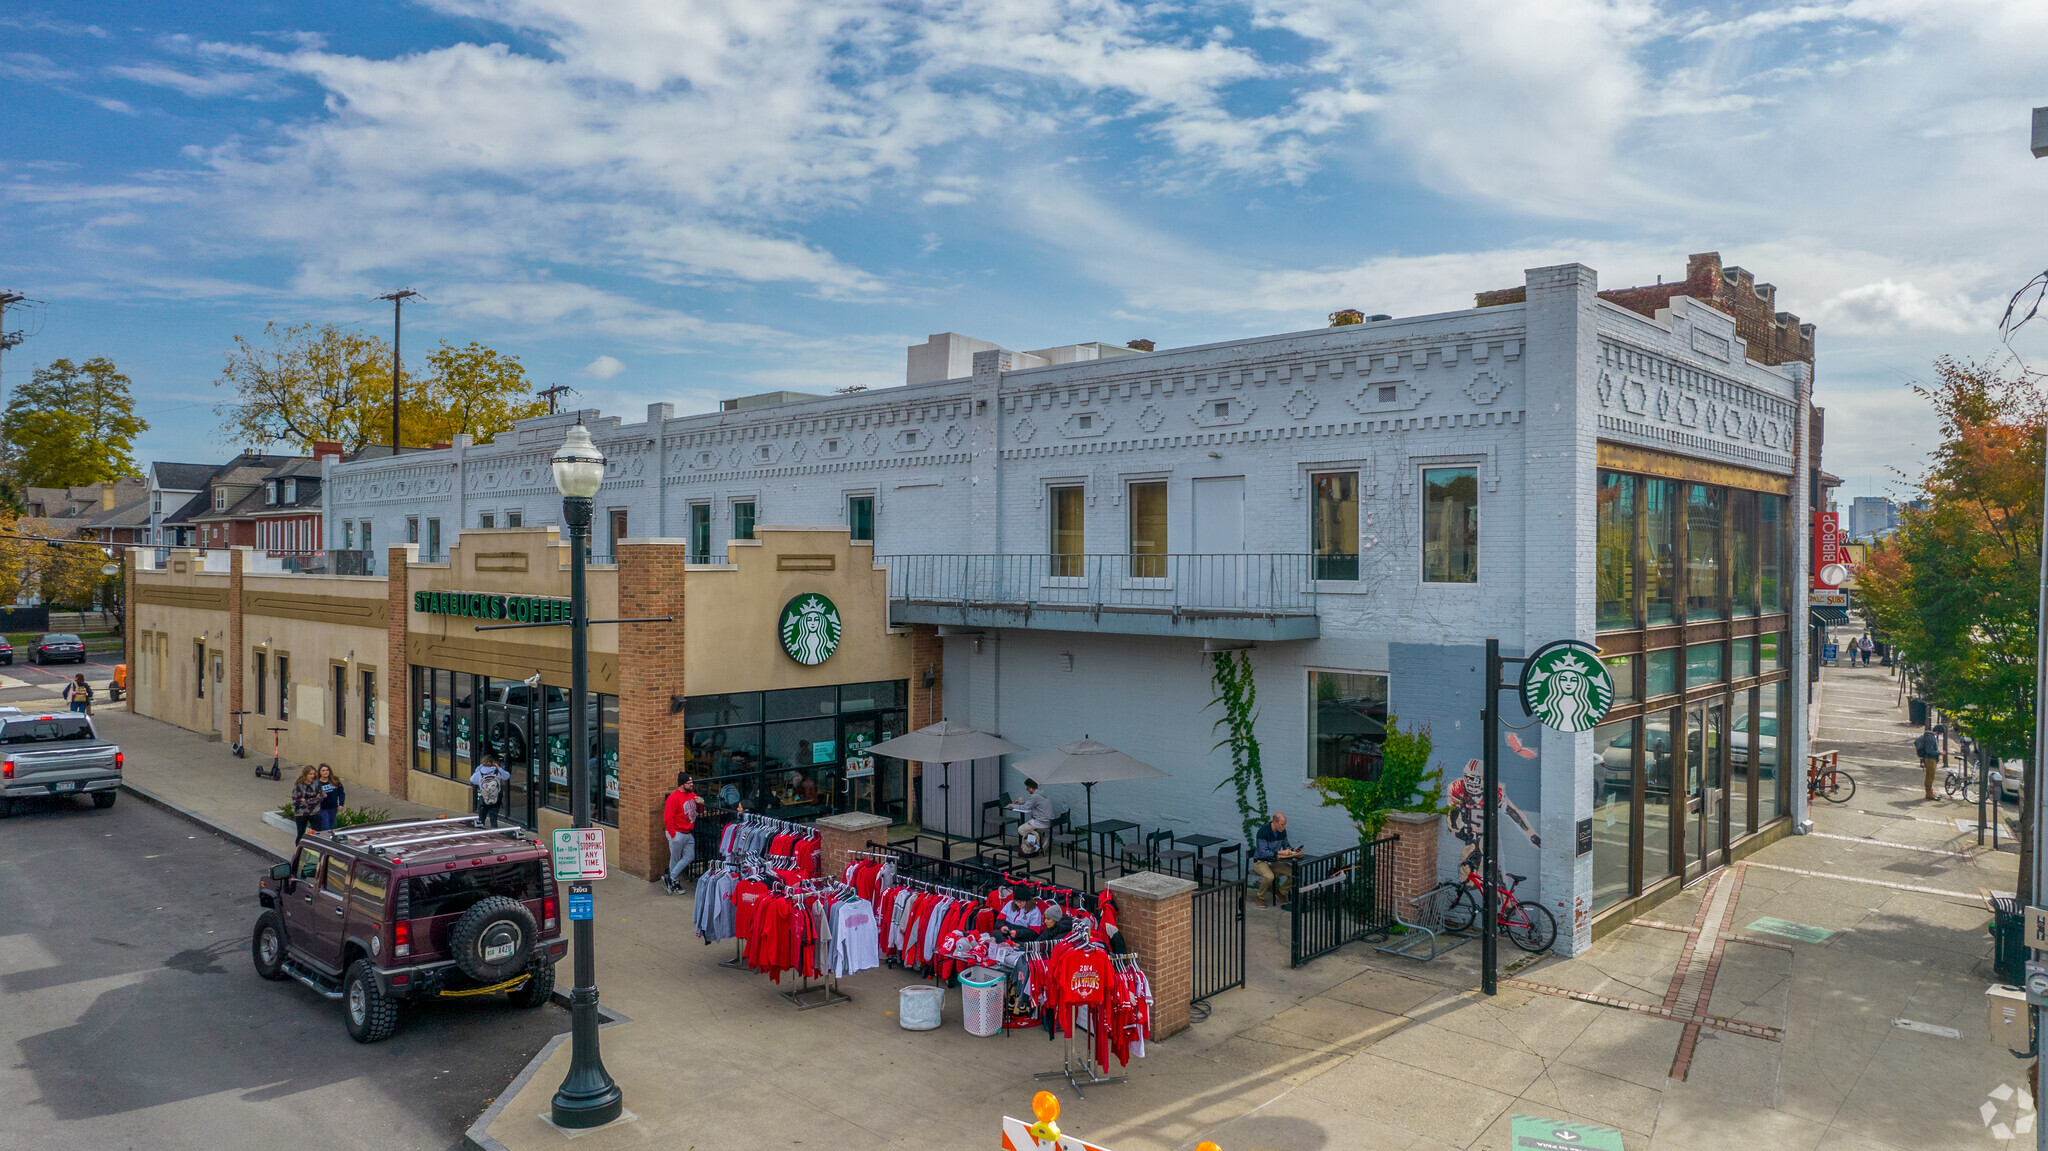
[1375,884,1470,963]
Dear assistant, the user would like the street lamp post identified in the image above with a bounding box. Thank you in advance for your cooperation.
[549,422,623,1130]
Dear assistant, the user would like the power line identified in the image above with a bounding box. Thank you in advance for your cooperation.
[537,383,576,415]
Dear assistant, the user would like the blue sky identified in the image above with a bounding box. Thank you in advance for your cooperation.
[6,1,2048,501]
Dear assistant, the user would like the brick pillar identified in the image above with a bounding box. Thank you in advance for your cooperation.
[813,812,890,881]
[385,545,412,800]
[123,552,137,714]
[1384,811,1444,921]
[227,547,245,730]
[1106,871,1196,1039]
[906,624,943,827]
[617,540,687,881]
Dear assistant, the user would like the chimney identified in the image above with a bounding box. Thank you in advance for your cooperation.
[100,484,116,511]
[312,441,344,462]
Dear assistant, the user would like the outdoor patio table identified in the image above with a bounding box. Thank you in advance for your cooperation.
[1177,833,1226,883]
[1081,818,1139,862]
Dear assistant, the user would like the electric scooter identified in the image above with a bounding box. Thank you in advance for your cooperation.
[260,726,287,780]
[228,710,251,758]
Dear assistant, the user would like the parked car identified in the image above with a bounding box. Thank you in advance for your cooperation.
[0,637,14,665]
[32,634,86,665]
[1999,759,2026,804]
[1730,710,1779,771]
[0,711,122,816]
[251,815,565,1043]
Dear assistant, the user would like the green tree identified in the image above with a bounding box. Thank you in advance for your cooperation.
[1857,356,2042,899]
[407,341,546,446]
[1309,717,1448,844]
[4,357,147,487]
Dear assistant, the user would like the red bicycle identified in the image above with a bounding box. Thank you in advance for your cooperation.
[1437,869,1557,953]
[1806,752,1855,804]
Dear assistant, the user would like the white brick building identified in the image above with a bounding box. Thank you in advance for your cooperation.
[326,260,1814,953]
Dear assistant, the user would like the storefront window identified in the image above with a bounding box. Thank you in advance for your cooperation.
[1646,649,1676,699]
[1685,642,1723,689]
[1730,489,1758,618]
[1685,484,1723,621]
[1733,688,1757,836]
[1604,652,1638,707]
[1643,708,1675,883]
[1128,480,1167,579]
[1732,637,1755,679]
[597,696,619,826]
[1757,682,1783,826]
[1597,473,1637,630]
[1050,485,1085,577]
[1309,670,1388,780]
[1310,471,1358,581]
[767,685,838,722]
[1646,479,1679,625]
[1759,493,1785,613]
[683,683,909,820]
[1591,718,1634,912]
[1422,467,1478,584]
[1759,632,1783,674]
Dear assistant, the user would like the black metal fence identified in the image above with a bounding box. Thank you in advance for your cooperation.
[1192,878,1245,1001]
[1289,835,1399,967]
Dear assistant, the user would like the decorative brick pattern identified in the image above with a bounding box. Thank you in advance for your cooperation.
[617,541,688,881]
[385,545,412,799]
[227,548,245,728]
[1106,872,1196,1039]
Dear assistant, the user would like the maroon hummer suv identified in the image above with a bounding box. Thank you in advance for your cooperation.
[251,815,567,1042]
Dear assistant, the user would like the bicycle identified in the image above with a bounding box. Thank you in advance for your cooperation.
[1807,758,1855,803]
[258,726,287,781]
[1942,759,1978,803]
[1436,868,1557,953]
[228,710,252,759]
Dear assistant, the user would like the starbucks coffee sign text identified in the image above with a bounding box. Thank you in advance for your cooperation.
[413,590,572,623]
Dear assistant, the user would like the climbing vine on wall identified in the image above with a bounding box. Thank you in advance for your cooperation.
[1207,649,1269,847]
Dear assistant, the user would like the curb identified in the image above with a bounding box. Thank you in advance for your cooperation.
[464,1002,633,1151]
[121,781,289,862]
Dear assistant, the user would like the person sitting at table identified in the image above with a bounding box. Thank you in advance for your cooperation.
[1252,812,1305,908]
[1008,778,1055,856]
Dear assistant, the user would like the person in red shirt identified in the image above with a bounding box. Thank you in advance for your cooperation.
[663,774,700,894]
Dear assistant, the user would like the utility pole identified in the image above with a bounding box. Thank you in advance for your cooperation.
[0,290,26,417]
[376,289,418,453]
[2022,105,2047,1151]
[537,383,575,416]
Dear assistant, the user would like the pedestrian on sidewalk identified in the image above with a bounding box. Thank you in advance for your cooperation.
[1859,634,1876,666]
[1915,728,1941,800]
[1252,812,1305,908]
[662,773,699,893]
[63,673,93,714]
[470,755,511,828]
[289,766,323,840]
[314,763,345,831]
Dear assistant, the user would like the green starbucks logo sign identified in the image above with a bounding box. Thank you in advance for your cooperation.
[779,592,843,666]
[1520,641,1614,733]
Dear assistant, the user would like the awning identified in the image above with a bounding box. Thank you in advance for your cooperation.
[1810,605,1850,626]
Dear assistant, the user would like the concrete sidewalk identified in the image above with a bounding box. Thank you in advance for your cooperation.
[100,670,2026,1151]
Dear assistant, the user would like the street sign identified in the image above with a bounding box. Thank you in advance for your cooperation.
[1519,641,1615,733]
[1811,590,1849,608]
[1510,1115,1625,1151]
[567,881,593,921]
[551,827,608,881]
[2026,905,2048,951]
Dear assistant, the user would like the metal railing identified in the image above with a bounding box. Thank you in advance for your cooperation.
[1192,878,1246,1001]
[331,549,377,576]
[883,553,1320,637]
[1289,835,1400,967]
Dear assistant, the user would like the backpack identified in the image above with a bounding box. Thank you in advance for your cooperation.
[478,771,504,804]
[1915,732,1938,758]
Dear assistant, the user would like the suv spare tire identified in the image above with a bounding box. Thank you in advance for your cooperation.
[448,895,539,983]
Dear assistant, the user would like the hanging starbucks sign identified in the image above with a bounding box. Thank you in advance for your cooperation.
[1519,640,1614,733]
[778,592,842,666]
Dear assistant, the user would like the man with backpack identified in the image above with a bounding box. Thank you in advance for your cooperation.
[663,774,700,894]
[470,755,512,828]
[1914,727,1941,801]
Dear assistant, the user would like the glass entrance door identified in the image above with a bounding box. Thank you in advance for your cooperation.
[1684,701,1728,879]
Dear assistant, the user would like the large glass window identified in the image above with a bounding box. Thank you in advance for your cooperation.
[677,682,910,820]
[1756,682,1783,826]
[689,504,711,563]
[1729,489,1758,618]
[1597,473,1637,629]
[1309,670,1388,780]
[1759,493,1785,613]
[1684,484,1723,621]
[1642,708,1676,883]
[1310,472,1358,581]
[255,651,267,715]
[1592,718,1635,912]
[1050,485,1085,577]
[1759,632,1783,674]
[1422,467,1478,583]
[1128,480,1167,579]
[597,696,620,826]
[1685,642,1723,689]
[1732,637,1755,680]
[1646,649,1677,699]
[1604,652,1638,707]
[1646,479,1680,625]
[847,495,874,543]
[733,501,756,542]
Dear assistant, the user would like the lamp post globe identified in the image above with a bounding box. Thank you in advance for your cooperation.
[550,421,622,1130]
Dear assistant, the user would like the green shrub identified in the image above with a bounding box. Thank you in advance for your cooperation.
[334,806,391,829]
[1309,715,1448,844]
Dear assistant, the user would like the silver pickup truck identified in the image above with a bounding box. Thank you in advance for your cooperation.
[0,711,123,817]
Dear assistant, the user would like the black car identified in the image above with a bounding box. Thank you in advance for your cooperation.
[0,637,13,665]
[33,634,86,665]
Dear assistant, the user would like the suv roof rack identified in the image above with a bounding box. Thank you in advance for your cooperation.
[330,814,479,840]
[372,825,529,851]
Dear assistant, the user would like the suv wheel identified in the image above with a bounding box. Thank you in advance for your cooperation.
[0,798,12,819]
[343,959,398,1043]
[251,910,287,980]
[507,958,555,1008]
[448,896,540,983]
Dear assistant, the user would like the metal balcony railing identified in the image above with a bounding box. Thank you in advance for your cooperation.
[882,553,1321,640]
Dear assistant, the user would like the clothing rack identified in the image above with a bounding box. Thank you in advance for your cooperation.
[1032,942,1140,1097]
[779,879,854,1009]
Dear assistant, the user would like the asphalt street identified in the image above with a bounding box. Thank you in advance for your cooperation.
[0,794,569,1151]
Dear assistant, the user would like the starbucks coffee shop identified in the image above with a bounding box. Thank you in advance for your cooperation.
[127,526,934,877]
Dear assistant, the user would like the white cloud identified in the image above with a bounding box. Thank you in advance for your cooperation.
[580,355,625,379]
[107,63,278,98]
[1816,280,1977,336]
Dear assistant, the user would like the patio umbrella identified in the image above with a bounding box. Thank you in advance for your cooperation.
[866,721,1028,840]
[1007,737,1169,889]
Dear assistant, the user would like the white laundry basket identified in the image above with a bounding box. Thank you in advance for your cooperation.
[899,984,944,1031]
[959,966,1006,1037]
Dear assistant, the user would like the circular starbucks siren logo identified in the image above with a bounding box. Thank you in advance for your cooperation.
[1520,641,1615,733]
[779,592,843,666]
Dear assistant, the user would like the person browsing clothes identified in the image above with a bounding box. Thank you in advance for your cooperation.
[1252,812,1305,908]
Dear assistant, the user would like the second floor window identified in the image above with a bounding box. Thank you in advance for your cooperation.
[847,496,874,542]
[1128,481,1166,578]
[1049,485,1084,577]
[733,501,756,541]
[406,517,419,545]
[1311,471,1358,581]
[1422,467,1478,584]
[213,489,227,511]
[343,521,355,549]
[689,504,711,563]
[479,511,495,529]
[506,509,523,528]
